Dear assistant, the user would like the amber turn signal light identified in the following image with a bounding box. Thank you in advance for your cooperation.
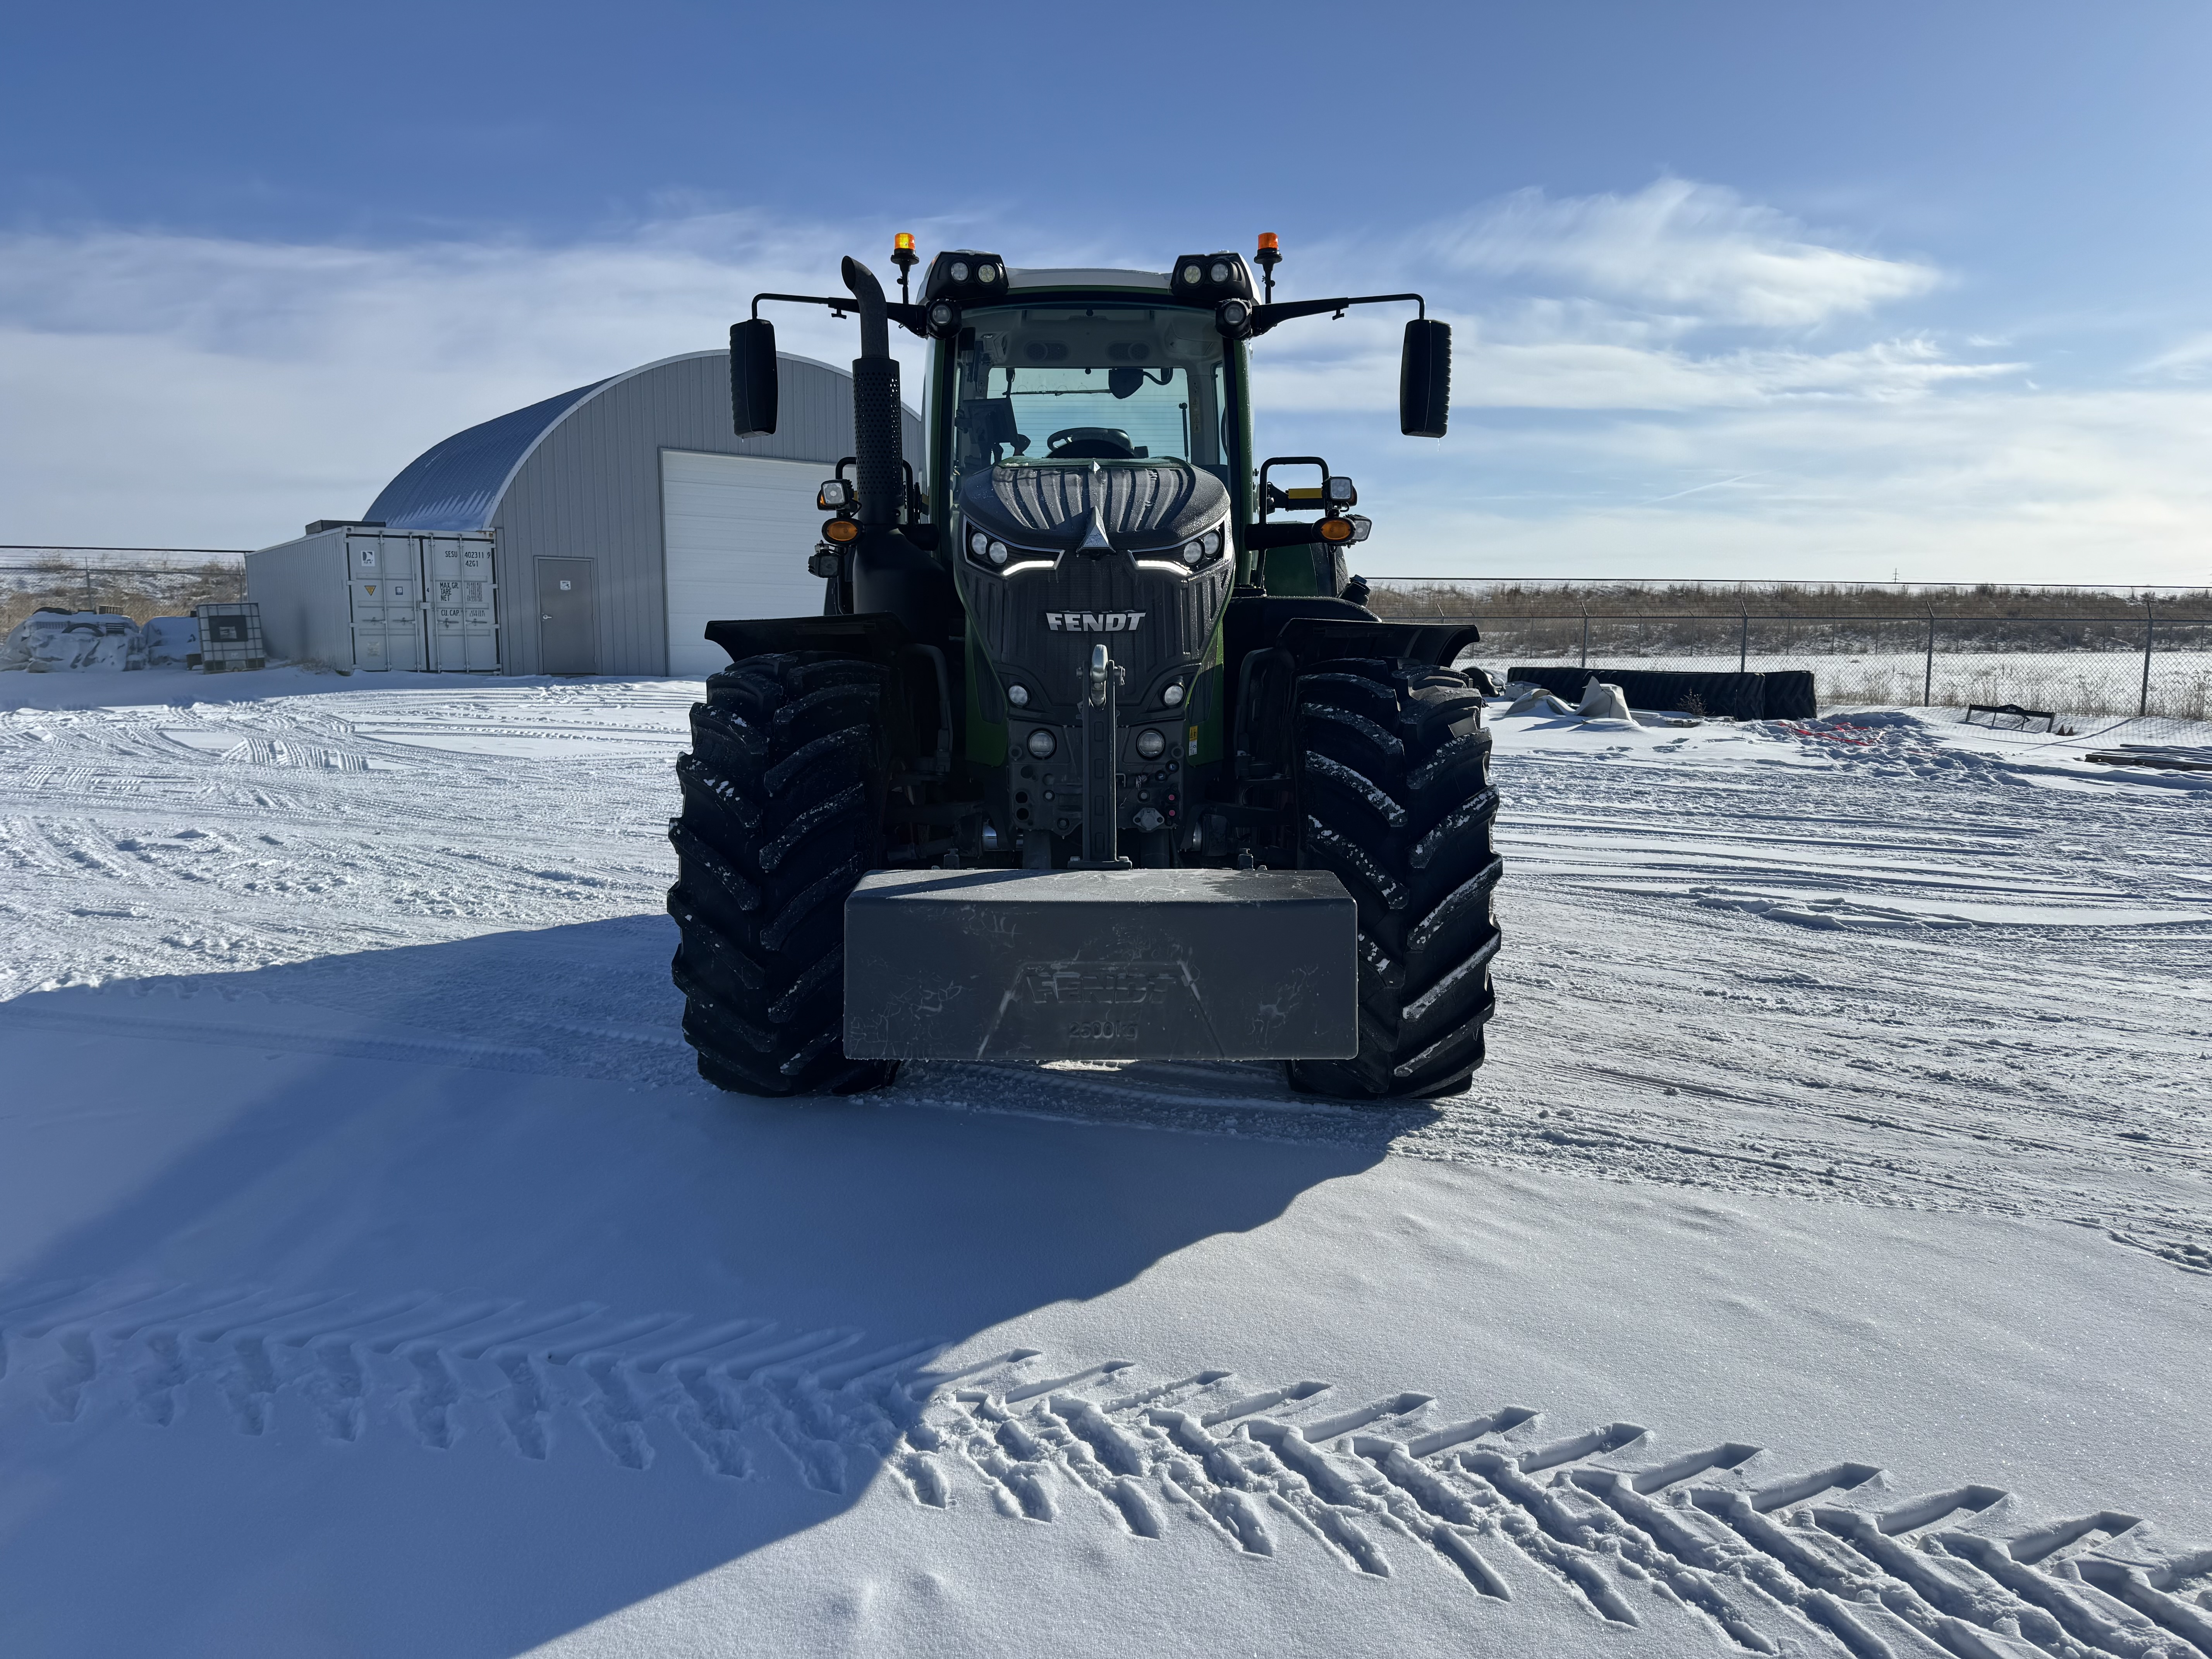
[823,518,860,543]
[1318,517,1355,543]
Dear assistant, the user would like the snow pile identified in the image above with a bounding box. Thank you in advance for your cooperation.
[1504,685,1577,716]
[1574,678,1633,720]
[0,610,145,673]
[1498,677,1637,723]
[141,614,199,668]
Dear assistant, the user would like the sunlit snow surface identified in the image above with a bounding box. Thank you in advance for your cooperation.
[1,667,2207,1657]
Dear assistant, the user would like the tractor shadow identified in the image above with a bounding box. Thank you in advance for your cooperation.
[0,915,1432,1657]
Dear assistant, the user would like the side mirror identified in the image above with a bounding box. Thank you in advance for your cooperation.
[1400,317,1451,438]
[730,318,778,436]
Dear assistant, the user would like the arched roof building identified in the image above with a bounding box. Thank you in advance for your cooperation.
[346,350,920,677]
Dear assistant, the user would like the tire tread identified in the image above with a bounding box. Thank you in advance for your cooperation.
[667,652,898,1097]
[1285,659,1503,1101]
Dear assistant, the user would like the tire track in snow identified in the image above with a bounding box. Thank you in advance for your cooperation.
[900,1357,2212,1658]
[0,684,691,1005]
[0,1278,896,1485]
[10,1277,2206,1656]
[7,683,2205,1276]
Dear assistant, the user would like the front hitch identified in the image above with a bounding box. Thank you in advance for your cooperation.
[1073,642,1131,870]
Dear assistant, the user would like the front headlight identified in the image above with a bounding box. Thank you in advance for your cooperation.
[966,529,1053,572]
[1157,521,1227,571]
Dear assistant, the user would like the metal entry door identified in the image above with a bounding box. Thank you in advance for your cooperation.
[536,558,598,675]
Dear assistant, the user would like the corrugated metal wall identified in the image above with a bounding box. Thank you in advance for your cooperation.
[244,530,353,666]
[491,352,923,677]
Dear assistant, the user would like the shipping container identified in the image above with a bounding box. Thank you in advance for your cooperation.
[247,528,498,673]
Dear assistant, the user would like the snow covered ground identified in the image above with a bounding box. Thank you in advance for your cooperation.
[2,667,2207,1657]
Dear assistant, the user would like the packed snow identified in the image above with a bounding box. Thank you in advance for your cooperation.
[1,665,2206,1657]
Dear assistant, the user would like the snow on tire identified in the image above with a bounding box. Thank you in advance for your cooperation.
[1288,658,1502,1101]
[666,651,898,1097]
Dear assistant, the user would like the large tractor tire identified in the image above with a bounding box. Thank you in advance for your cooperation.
[666,651,900,1097]
[1285,658,1502,1100]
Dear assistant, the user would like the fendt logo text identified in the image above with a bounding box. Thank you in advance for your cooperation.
[1044,611,1146,632]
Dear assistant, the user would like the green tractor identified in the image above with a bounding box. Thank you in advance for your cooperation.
[666,238,1501,1101]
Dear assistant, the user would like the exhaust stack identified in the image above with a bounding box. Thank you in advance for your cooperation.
[837,255,956,647]
[840,256,903,530]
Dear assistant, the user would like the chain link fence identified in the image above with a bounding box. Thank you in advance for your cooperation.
[1371,583,2211,726]
[1,548,248,636]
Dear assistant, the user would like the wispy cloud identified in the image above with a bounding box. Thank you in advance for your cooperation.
[0,189,2207,584]
[0,213,930,546]
[1427,178,1941,328]
[1255,331,2021,415]
[2136,330,2212,381]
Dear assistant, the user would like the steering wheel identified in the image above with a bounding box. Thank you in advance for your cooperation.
[1047,427,1138,460]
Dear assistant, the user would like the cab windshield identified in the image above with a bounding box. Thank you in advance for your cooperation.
[949,303,1227,489]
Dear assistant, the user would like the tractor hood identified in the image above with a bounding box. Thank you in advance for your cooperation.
[958,460,1230,556]
[952,457,1237,720]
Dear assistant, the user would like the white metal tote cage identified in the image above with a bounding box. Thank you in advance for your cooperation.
[191,602,265,673]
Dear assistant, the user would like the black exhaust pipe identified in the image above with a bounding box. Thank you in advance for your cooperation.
[840,256,903,532]
[838,256,957,653]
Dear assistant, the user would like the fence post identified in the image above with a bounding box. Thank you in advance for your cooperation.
[1923,609,1936,708]
[2140,596,2154,717]
[1580,605,1589,670]
[1738,609,1749,674]
[84,560,94,613]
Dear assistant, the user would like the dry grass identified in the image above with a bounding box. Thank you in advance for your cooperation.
[1369,578,2212,621]
[1374,581,2210,678]
[2,558,246,637]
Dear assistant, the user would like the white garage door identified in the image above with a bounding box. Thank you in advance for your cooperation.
[661,450,828,678]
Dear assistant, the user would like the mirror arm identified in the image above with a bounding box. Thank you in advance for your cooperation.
[747,292,930,337]
[1256,455,1331,522]
[750,291,852,321]
[1249,292,1426,337]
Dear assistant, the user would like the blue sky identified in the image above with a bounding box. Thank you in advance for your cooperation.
[5,0,2211,582]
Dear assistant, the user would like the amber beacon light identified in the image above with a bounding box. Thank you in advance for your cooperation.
[1255,231,1281,301]
[891,232,920,301]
